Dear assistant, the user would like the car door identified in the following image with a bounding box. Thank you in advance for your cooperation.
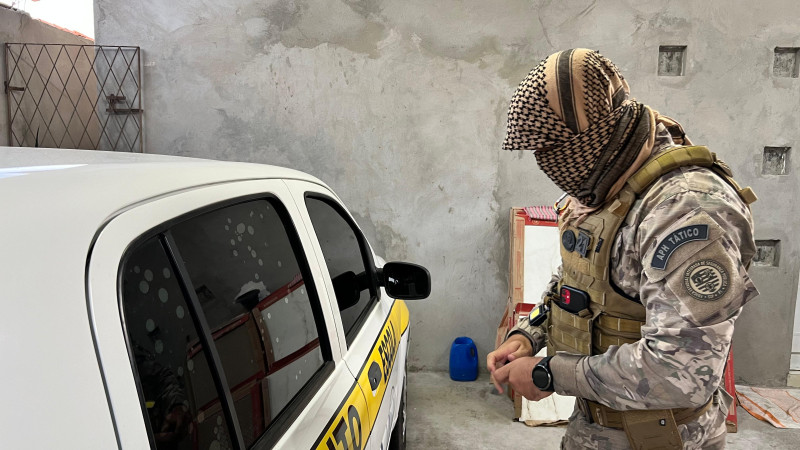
[87,179,361,449]
[284,180,409,450]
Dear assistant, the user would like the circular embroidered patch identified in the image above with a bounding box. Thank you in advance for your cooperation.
[683,259,729,301]
[562,230,576,252]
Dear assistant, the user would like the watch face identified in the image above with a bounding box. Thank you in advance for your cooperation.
[532,366,551,390]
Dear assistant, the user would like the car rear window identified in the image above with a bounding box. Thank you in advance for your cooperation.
[121,236,234,450]
[121,197,331,449]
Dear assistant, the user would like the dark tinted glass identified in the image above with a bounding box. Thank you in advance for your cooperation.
[121,237,233,450]
[170,199,325,446]
[305,197,374,344]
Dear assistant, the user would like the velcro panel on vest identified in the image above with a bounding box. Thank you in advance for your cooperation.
[551,303,591,331]
[548,302,591,355]
[593,328,639,354]
[595,314,643,334]
[627,146,714,194]
[588,189,636,283]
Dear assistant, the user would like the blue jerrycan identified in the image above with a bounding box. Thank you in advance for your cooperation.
[449,336,478,381]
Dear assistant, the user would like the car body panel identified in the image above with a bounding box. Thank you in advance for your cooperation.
[0,147,412,449]
[303,300,408,450]
[286,180,408,449]
[374,331,408,450]
[282,180,350,363]
[284,180,407,450]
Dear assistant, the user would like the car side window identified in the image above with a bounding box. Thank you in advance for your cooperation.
[121,197,332,449]
[121,236,234,450]
[305,196,377,346]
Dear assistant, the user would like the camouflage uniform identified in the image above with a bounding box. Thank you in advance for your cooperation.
[509,125,758,449]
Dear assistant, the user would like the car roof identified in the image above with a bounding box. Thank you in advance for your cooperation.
[0,147,333,445]
[1,146,332,255]
[0,146,326,187]
[1,146,332,230]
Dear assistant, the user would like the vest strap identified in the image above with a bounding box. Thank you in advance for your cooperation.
[627,146,714,194]
[737,187,758,204]
[626,145,757,205]
[708,156,758,204]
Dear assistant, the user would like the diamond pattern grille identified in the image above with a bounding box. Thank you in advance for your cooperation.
[4,44,142,152]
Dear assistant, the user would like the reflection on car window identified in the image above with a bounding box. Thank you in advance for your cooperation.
[170,199,325,446]
[305,196,374,345]
[121,237,233,450]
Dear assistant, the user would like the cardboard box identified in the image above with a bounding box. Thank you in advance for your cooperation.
[494,208,529,354]
[495,208,558,348]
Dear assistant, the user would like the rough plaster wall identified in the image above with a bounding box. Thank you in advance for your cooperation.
[96,0,800,385]
[0,6,94,147]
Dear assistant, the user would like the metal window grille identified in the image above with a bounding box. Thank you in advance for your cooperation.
[4,44,142,152]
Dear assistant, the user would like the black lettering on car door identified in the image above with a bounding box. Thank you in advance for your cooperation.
[325,405,362,450]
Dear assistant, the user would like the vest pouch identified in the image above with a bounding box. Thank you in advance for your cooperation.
[621,409,683,450]
[547,301,592,355]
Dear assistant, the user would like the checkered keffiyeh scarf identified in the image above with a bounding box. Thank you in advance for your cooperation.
[503,49,671,208]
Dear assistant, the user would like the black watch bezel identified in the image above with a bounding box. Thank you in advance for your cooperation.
[531,356,555,392]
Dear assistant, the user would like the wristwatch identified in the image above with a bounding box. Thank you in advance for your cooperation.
[531,356,555,392]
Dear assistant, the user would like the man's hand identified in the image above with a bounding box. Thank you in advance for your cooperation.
[487,334,533,373]
[490,356,554,402]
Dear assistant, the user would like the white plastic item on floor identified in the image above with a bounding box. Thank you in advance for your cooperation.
[736,384,800,429]
[519,349,575,426]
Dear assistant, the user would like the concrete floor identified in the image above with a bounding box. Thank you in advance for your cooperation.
[407,371,800,449]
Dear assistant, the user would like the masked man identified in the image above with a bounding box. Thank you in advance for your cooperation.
[488,49,759,449]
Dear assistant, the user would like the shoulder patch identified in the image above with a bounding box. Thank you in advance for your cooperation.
[683,259,729,301]
[651,225,709,270]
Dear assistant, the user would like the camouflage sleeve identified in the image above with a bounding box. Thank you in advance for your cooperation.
[551,187,758,410]
[505,266,562,354]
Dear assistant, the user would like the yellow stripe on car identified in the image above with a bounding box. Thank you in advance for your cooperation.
[316,300,409,450]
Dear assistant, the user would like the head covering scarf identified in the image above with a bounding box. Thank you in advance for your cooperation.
[503,49,689,218]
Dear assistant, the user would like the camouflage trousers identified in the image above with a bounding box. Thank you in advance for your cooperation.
[560,389,731,449]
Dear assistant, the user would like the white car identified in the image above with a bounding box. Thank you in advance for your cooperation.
[0,147,430,450]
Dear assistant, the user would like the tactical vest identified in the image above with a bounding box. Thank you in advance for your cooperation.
[544,145,756,448]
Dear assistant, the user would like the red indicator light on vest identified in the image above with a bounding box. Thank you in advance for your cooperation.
[559,286,590,314]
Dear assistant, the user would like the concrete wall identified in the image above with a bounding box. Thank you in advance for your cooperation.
[95,0,800,386]
[0,5,96,148]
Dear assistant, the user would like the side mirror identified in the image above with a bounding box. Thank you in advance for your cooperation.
[379,262,431,300]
